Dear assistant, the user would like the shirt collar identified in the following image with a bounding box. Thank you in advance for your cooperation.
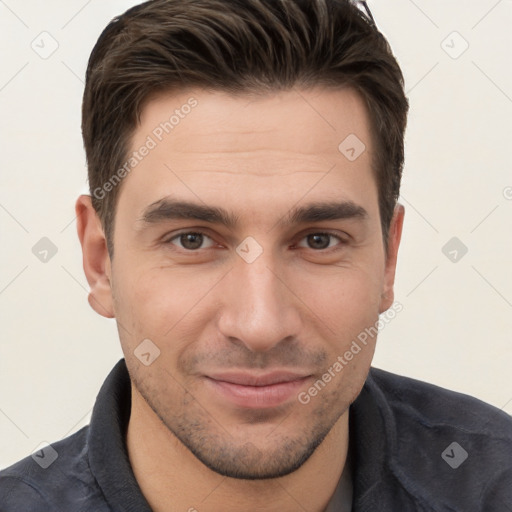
[87,359,152,511]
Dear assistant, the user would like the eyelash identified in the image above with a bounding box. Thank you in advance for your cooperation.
[163,230,349,252]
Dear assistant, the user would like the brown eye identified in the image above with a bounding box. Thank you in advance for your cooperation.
[296,232,346,250]
[307,234,330,249]
[167,232,215,251]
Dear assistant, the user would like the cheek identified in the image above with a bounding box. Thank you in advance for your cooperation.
[111,264,221,349]
[292,264,384,335]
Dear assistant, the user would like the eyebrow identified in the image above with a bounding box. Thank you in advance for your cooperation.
[137,196,368,230]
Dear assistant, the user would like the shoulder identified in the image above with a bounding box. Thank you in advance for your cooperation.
[0,427,108,512]
[368,367,512,440]
[366,367,512,510]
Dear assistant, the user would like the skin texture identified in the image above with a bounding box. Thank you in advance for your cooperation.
[76,87,404,512]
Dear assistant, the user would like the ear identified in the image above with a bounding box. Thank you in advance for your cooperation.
[379,203,405,314]
[75,195,114,318]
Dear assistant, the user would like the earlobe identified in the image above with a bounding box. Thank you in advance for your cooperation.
[75,195,115,319]
[379,203,405,314]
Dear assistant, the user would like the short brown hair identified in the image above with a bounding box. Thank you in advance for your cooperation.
[82,0,408,258]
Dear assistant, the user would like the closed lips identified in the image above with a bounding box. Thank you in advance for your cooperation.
[205,372,311,386]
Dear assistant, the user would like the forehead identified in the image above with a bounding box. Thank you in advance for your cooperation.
[136,86,372,160]
[118,87,378,225]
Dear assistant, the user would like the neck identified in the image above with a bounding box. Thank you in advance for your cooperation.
[126,384,349,512]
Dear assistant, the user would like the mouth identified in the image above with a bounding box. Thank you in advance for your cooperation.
[203,371,312,409]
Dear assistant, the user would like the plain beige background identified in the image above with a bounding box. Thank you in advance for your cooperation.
[1,0,511,469]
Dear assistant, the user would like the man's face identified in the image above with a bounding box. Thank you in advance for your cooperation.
[105,87,400,479]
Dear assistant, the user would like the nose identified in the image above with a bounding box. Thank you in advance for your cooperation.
[217,250,302,353]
